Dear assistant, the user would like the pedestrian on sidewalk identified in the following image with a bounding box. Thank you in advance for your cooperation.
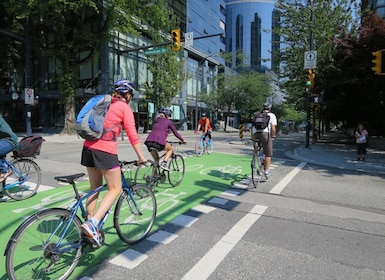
[355,123,368,161]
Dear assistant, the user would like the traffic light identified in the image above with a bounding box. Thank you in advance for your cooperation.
[305,69,315,88]
[171,29,180,51]
[372,50,385,75]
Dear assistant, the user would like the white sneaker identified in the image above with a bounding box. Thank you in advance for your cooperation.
[160,161,169,171]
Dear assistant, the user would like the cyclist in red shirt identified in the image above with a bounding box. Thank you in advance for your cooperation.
[195,113,212,143]
[80,79,147,247]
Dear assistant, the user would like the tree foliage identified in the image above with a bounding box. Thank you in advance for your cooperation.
[274,0,358,111]
[2,0,181,133]
[328,12,385,135]
[202,68,271,125]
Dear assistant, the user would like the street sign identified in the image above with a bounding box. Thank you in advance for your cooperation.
[185,32,193,47]
[24,87,34,105]
[144,47,168,55]
[304,51,317,69]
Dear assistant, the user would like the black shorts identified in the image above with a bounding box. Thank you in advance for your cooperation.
[145,141,165,152]
[81,146,120,170]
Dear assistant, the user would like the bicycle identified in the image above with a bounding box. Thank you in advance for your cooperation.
[0,136,44,201]
[4,160,157,280]
[135,141,185,190]
[250,139,267,188]
[195,132,213,157]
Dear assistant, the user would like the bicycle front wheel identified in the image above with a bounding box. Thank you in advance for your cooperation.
[5,208,83,280]
[251,156,262,188]
[195,139,204,157]
[5,158,41,200]
[168,154,185,187]
[114,184,157,244]
[134,161,155,185]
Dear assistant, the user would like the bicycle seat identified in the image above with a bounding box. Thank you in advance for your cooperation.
[54,173,85,184]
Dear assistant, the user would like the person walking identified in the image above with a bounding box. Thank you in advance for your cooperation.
[195,112,212,143]
[355,123,368,161]
[80,79,147,247]
[144,107,185,171]
[252,102,277,177]
[0,116,19,182]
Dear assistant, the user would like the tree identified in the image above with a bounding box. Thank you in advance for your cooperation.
[202,68,271,130]
[3,0,180,134]
[274,0,358,112]
[329,12,385,135]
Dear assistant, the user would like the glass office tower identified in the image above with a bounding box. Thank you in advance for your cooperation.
[226,0,279,72]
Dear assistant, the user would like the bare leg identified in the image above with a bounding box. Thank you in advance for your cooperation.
[86,167,103,219]
[163,143,173,162]
[264,156,271,172]
[91,167,122,222]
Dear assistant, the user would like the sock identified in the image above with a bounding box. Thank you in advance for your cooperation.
[90,217,100,227]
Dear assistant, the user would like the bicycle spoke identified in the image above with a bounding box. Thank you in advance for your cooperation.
[5,209,83,280]
[5,158,41,200]
[168,155,185,187]
[114,185,157,244]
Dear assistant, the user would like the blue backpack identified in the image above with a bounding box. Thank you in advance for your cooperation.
[76,94,113,141]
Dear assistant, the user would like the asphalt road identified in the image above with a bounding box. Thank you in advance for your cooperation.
[2,131,385,280]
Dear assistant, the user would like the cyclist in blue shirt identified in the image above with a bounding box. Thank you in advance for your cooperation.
[0,116,19,182]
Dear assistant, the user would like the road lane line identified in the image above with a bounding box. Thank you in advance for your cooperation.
[269,161,307,195]
[181,204,267,280]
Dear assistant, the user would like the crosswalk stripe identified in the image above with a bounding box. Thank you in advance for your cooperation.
[181,204,268,280]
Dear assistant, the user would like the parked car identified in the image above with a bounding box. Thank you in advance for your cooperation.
[243,123,253,132]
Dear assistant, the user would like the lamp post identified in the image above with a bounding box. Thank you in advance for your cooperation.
[195,54,218,129]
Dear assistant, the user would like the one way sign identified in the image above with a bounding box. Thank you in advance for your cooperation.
[304,51,317,69]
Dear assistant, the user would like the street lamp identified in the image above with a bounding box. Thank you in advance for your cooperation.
[195,54,218,129]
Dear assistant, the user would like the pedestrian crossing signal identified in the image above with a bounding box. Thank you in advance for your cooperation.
[171,29,180,51]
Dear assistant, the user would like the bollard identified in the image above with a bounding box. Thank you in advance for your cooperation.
[239,124,244,140]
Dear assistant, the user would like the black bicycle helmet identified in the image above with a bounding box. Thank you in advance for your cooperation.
[263,102,272,110]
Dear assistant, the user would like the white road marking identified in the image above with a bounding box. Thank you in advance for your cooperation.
[109,249,148,269]
[171,214,199,227]
[181,204,268,280]
[193,204,217,213]
[208,197,228,205]
[269,161,307,195]
[147,230,178,244]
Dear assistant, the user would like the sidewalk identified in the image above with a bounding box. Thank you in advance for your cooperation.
[231,131,385,175]
[20,129,385,175]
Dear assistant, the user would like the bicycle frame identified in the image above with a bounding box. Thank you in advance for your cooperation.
[46,168,139,255]
[2,161,27,191]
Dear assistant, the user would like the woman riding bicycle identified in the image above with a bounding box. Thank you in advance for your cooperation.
[0,116,19,182]
[80,79,147,247]
[144,107,185,171]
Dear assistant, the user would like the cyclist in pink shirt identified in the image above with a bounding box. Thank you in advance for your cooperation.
[80,79,146,247]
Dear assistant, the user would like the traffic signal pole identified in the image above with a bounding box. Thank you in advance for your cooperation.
[305,1,314,149]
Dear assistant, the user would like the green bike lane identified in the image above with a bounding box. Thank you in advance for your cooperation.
[0,152,252,279]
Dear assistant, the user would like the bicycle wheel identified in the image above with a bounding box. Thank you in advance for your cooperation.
[114,184,157,244]
[4,158,41,200]
[5,208,83,280]
[206,140,214,154]
[168,154,185,187]
[134,161,155,185]
[251,156,262,188]
[195,139,204,157]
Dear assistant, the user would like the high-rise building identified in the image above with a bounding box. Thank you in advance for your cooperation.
[225,0,279,72]
[362,0,385,18]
